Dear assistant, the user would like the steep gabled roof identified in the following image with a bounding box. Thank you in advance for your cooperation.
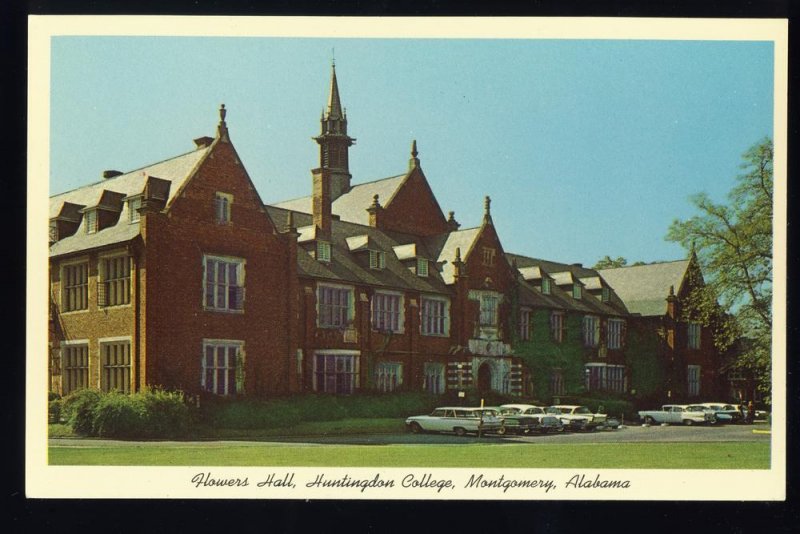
[49,146,212,257]
[597,260,690,316]
[271,174,406,226]
[431,227,482,285]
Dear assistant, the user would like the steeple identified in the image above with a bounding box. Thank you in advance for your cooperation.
[313,61,356,202]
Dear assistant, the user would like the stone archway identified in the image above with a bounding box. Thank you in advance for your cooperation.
[477,362,493,392]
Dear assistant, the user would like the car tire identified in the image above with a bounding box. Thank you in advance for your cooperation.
[496,426,507,436]
[683,419,694,426]
[454,427,467,437]
[644,416,656,425]
[409,422,423,434]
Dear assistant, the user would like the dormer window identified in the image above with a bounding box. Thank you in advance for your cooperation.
[417,258,429,277]
[542,278,551,295]
[214,192,233,224]
[572,284,582,299]
[128,197,142,224]
[85,210,98,234]
[369,250,386,270]
[601,287,610,303]
[317,241,332,263]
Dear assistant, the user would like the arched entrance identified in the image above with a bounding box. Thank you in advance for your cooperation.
[477,362,493,392]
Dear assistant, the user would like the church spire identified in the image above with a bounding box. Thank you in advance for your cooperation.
[314,61,356,202]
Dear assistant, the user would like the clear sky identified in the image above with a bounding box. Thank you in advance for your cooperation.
[49,36,774,267]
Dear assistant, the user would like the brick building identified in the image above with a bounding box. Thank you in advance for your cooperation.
[48,64,724,402]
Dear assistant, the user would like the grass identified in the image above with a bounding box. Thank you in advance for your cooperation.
[49,441,770,469]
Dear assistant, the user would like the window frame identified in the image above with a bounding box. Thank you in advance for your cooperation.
[519,308,531,341]
[423,362,445,394]
[99,336,132,394]
[416,257,429,277]
[317,283,355,329]
[550,311,564,343]
[201,339,245,396]
[687,364,701,397]
[128,196,143,224]
[420,295,450,337]
[203,254,246,313]
[84,209,98,234]
[214,192,233,225]
[572,283,582,300]
[541,277,551,295]
[61,340,89,395]
[607,318,625,349]
[60,258,89,313]
[317,241,332,263]
[688,321,702,349]
[371,290,404,334]
[374,361,403,393]
[582,315,600,348]
[98,252,131,308]
[312,351,360,394]
[369,250,386,270]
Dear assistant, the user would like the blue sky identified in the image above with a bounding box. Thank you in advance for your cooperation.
[49,37,774,267]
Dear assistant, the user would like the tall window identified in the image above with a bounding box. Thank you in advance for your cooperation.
[62,262,88,312]
[416,258,429,277]
[314,353,358,394]
[85,210,97,234]
[204,255,245,312]
[202,341,243,396]
[519,309,531,341]
[99,255,131,307]
[687,365,701,397]
[318,285,353,328]
[550,312,564,343]
[550,369,565,396]
[62,344,88,394]
[214,192,232,224]
[101,340,131,393]
[375,362,402,392]
[688,321,702,349]
[583,315,600,347]
[317,241,331,263]
[423,362,445,394]
[421,296,449,336]
[607,319,625,349]
[585,364,626,393]
[128,197,142,223]
[369,250,386,269]
[372,292,403,333]
[479,294,499,327]
[601,287,610,302]
[482,247,495,266]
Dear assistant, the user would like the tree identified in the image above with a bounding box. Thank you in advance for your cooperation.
[593,256,645,269]
[666,138,773,399]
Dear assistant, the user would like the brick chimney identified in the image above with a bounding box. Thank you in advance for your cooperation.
[312,167,332,240]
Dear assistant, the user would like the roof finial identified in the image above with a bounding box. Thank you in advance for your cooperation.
[332,47,335,68]
[482,195,493,225]
[448,210,455,221]
[669,284,675,296]
[371,194,381,208]
[409,140,421,170]
[455,247,462,263]
[217,103,229,141]
[219,103,227,124]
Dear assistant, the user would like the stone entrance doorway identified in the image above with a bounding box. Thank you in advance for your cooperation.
[477,362,492,392]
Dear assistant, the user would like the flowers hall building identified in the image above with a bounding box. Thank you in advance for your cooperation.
[48,65,724,402]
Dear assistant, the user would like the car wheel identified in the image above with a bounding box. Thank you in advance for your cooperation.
[683,419,694,426]
[454,427,467,437]
[644,416,656,425]
[409,422,423,434]
[496,426,507,436]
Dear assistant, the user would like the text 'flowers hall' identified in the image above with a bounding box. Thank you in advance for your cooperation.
[48,64,730,404]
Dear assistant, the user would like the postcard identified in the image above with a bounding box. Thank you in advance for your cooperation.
[27,16,787,500]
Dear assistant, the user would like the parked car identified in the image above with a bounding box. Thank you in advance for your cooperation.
[405,407,503,436]
[638,404,715,426]
[499,404,547,416]
[495,414,541,435]
[531,414,565,434]
[734,404,769,422]
[546,405,608,431]
[698,403,742,424]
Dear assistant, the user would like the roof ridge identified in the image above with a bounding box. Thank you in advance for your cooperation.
[267,173,407,207]
[597,259,688,271]
[50,146,209,199]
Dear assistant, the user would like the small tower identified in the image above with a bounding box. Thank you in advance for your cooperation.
[313,61,356,201]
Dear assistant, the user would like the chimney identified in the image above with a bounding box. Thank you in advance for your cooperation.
[102,170,123,179]
[312,167,332,239]
[194,136,214,148]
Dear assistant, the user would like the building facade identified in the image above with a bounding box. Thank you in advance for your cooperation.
[48,64,725,403]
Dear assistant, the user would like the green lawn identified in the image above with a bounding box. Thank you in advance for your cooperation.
[49,441,770,469]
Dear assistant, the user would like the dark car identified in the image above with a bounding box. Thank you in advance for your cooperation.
[532,414,565,434]
[495,415,541,435]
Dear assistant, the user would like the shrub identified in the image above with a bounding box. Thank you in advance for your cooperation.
[48,398,63,424]
[138,388,190,438]
[92,391,147,438]
[62,389,102,435]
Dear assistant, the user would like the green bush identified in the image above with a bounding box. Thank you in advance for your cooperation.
[139,388,190,438]
[62,389,103,435]
[48,398,63,424]
[92,391,147,438]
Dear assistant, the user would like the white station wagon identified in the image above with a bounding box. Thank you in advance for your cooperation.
[405,407,502,436]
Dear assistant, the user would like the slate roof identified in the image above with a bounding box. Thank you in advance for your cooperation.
[272,174,407,226]
[49,146,212,257]
[596,260,690,316]
[431,227,482,285]
[266,206,450,295]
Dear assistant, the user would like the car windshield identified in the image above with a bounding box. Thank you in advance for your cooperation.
[430,409,446,417]
[687,405,707,411]
[545,407,561,414]
[500,408,520,415]
[524,407,544,414]
[574,406,591,414]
